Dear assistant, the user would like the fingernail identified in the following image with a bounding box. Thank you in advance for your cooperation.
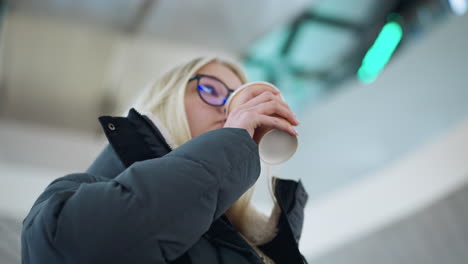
[294,114,299,122]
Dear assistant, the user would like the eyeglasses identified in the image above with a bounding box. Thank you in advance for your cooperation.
[188,74,235,107]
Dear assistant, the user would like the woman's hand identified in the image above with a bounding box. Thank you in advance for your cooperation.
[223,84,299,144]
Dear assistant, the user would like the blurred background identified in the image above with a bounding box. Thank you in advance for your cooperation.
[1,0,468,263]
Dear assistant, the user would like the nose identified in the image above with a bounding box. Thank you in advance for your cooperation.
[219,104,227,115]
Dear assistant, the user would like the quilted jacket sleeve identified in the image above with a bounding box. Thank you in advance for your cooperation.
[21,128,260,264]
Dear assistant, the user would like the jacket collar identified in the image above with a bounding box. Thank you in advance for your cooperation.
[87,108,171,177]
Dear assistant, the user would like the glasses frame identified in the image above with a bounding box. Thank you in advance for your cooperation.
[188,74,235,107]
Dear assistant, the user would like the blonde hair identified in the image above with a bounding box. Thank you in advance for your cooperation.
[130,56,269,237]
[130,56,246,146]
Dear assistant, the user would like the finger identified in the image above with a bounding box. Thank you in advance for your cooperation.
[233,84,280,106]
[239,91,299,124]
[240,90,278,108]
[255,114,298,137]
[250,100,299,126]
[245,89,299,122]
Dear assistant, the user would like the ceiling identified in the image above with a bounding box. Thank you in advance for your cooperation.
[0,0,401,132]
[0,0,458,132]
[10,0,316,53]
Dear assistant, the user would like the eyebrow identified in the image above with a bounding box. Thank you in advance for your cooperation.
[190,74,235,91]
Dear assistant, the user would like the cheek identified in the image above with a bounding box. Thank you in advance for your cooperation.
[186,93,202,113]
[185,95,197,122]
[185,94,219,134]
[185,94,210,125]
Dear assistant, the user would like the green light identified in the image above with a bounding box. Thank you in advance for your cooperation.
[357,20,403,83]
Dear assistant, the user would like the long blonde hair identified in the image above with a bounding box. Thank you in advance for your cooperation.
[130,56,265,235]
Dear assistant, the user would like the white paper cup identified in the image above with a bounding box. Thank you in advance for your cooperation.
[225,81,298,165]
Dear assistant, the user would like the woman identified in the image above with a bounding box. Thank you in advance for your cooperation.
[21,56,309,264]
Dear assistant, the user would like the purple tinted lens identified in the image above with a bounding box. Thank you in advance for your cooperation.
[198,77,228,105]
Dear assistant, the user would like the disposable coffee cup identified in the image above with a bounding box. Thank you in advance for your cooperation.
[225,81,298,165]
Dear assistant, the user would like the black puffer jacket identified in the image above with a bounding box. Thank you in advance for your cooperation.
[21,108,309,264]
